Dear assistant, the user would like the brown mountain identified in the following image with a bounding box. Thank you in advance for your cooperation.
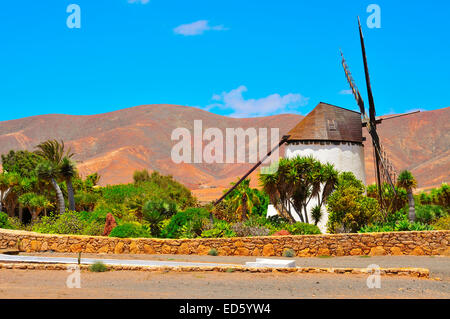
[0,104,448,201]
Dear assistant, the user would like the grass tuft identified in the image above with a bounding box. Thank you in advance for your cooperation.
[208,248,218,256]
[282,249,295,258]
[89,261,109,272]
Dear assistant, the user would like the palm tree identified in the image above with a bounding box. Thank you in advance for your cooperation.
[311,205,322,225]
[0,172,20,216]
[318,163,339,207]
[34,139,74,164]
[35,139,74,214]
[18,193,52,221]
[397,170,417,222]
[36,161,65,215]
[228,179,260,221]
[59,157,77,211]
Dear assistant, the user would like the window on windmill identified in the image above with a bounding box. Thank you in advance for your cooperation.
[327,120,337,131]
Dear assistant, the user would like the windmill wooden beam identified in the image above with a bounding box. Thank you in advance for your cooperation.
[340,17,399,210]
[213,135,290,207]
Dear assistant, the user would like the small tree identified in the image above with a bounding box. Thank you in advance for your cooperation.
[133,169,151,184]
[397,170,417,222]
[19,193,52,221]
[59,157,78,211]
[227,179,260,221]
[327,172,381,233]
[311,205,322,226]
[0,172,20,216]
[142,199,177,236]
[36,161,65,215]
[259,156,338,224]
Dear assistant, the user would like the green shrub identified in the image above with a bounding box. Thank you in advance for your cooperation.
[327,177,382,233]
[201,220,236,238]
[0,212,12,229]
[6,217,30,231]
[415,205,447,224]
[142,199,177,236]
[432,216,450,230]
[408,222,434,231]
[83,221,105,236]
[359,221,434,233]
[89,262,109,272]
[33,211,86,235]
[285,222,321,235]
[282,248,295,257]
[101,172,197,210]
[79,208,109,224]
[162,207,209,238]
[311,205,322,226]
[31,211,104,236]
[208,248,218,256]
[386,208,408,224]
[109,222,150,238]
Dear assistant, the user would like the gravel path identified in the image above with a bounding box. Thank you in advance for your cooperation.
[17,252,450,279]
[0,269,448,299]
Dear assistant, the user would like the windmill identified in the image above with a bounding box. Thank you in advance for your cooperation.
[340,17,398,210]
[214,17,417,217]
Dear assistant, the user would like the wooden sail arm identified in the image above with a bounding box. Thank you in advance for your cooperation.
[214,135,290,207]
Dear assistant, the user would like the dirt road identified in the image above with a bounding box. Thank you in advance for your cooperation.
[0,269,449,299]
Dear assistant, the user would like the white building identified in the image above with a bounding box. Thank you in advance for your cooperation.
[267,102,366,233]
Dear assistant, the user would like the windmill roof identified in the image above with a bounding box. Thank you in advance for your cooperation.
[287,102,363,143]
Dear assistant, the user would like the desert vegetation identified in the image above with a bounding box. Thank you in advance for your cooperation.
[0,141,448,239]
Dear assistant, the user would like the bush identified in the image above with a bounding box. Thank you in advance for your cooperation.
[432,216,450,230]
[415,205,447,224]
[142,199,177,236]
[327,174,382,233]
[89,262,109,272]
[6,217,30,231]
[162,207,209,239]
[102,171,197,210]
[109,222,151,238]
[201,220,236,238]
[0,212,12,229]
[285,222,321,235]
[359,221,434,233]
[282,248,295,257]
[208,248,218,256]
[32,211,104,235]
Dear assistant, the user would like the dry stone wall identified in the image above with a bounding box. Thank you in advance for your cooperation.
[0,228,449,257]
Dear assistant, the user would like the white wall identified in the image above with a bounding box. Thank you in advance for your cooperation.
[285,142,366,184]
[267,142,366,233]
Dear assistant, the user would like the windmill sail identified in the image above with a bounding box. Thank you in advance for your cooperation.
[340,18,398,210]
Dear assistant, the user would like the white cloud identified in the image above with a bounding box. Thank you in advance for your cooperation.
[206,85,309,117]
[173,20,229,36]
[339,89,353,95]
[128,0,150,4]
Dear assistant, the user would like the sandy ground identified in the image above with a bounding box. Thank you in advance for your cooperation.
[0,269,449,299]
[0,254,449,298]
[19,253,450,279]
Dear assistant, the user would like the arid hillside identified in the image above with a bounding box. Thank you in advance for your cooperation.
[0,104,448,201]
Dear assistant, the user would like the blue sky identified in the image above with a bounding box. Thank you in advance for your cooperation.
[0,0,449,121]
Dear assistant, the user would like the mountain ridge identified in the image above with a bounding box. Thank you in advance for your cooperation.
[0,104,449,201]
